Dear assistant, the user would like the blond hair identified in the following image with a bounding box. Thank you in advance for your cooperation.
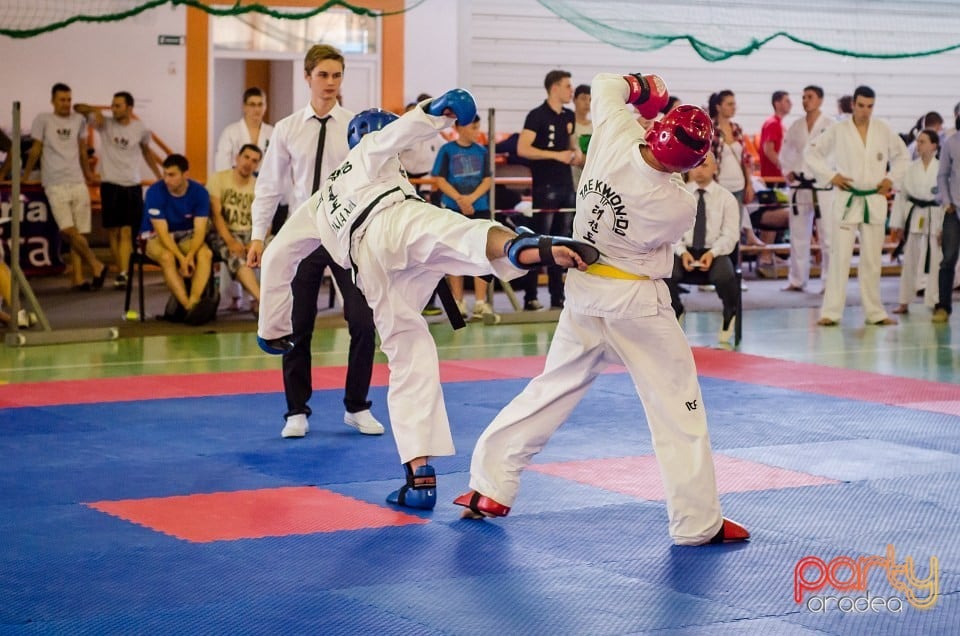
[304,44,345,75]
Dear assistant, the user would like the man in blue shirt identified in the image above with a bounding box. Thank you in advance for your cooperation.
[142,154,213,313]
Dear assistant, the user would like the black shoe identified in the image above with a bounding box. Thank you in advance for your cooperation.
[91,265,109,290]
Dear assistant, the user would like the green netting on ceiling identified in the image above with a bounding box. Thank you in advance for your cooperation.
[0,1,424,39]
[538,0,960,61]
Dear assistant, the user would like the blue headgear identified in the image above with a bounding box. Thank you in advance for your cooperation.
[347,109,400,149]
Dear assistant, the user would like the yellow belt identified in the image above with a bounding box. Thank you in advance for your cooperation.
[585,263,651,280]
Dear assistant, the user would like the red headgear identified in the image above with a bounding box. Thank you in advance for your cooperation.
[644,105,714,173]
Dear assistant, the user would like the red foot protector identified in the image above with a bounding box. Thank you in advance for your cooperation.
[87,486,428,542]
[453,490,511,519]
[708,517,750,544]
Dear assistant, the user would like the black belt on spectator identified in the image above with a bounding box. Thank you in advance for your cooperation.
[893,196,938,260]
[790,173,831,218]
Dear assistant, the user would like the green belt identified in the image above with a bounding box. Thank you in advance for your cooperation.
[843,187,880,223]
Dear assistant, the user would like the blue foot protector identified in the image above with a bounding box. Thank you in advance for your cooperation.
[256,334,296,355]
[387,463,437,510]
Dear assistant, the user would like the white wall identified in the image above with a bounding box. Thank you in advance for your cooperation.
[0,4,187,153]
[464,0,960,136]
[403,0,461,105]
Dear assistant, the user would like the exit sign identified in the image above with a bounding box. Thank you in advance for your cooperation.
[158,35,184,46]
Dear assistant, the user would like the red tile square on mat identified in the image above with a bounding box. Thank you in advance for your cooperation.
[529,454,839,501]
[86,486,428,543]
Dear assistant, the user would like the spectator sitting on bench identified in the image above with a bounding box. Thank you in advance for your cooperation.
[666,152,741,344]
[141,154,213,316]
[208,143,263,316]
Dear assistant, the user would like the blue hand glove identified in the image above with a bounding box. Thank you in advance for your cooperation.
[425,89,477,126]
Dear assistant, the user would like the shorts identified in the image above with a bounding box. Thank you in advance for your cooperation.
[45,182,92,233]
[100,182,144,229]
[209,230,252,278]
[144,230,197,262]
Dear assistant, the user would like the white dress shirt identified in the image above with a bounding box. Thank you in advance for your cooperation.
[215,118,274,172]
[674,180,741,257]
[251,102,354,241]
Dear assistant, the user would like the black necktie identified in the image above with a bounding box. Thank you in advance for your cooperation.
[692,188,707,251]
[311,115,331,194]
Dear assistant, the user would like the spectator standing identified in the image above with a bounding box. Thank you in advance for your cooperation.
[571,83,592,188]
[215,87,273,171]
[708,90,761,248]
[432,114,494,320]
[22,83,108,290]
[759,90,791,182]
[806,85,909,326]
[935,113,960,323]
[890,129,941,315]
[74,91,161,289]
[780,85,835,292]
[517,69,584,310]
[247,44,383,439]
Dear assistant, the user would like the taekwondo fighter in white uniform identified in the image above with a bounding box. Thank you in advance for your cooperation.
[256,90,599,511]
[806,85,908,326]
[890,129,942,314]
[780,85,835,292]
[455,72,750,546]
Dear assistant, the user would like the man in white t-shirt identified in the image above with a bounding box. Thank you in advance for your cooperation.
[23,83,108,290]
[75,91,161,288]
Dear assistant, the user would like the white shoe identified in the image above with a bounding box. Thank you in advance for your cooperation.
[697,284,715,292]
[456,299,468,319]
[281,413,309,438]
[471,300,493,321]
[344,409,385,435]
[718,316,736,344]
[16,309,38,328]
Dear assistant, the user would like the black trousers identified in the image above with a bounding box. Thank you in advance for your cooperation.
[666,249,739,326]
[521,185,575,306]
[283,245,375,419]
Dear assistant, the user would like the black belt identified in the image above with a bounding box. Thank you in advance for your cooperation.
[892,196,938,260]
[790,174,832,218]
[345,188,465,330]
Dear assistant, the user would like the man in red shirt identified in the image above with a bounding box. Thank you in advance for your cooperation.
[759,90,792,180]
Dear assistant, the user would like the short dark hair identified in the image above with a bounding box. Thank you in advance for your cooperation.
[574,84,590,99]
[238,143,262,158]
[543,70,571,92]
[803,85,824,99]
[51,83,71,98]
[771,91,789,106]
[838,95,853,114]
[455,115,481,127]
[114,91,134,107]
[242,87,264,104]
[415,93,432,102]
[919,128,940,147]
[853,85,875,101]
[162,154,189,173]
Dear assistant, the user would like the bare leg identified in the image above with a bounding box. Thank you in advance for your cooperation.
[187,247,213,306]
[60,227,105,284]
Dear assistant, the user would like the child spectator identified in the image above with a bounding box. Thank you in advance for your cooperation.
[431,115,494,320]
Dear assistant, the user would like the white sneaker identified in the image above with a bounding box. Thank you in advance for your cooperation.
[456,299,468,319]
[718,316,736,344]
[16,309,38,328]
[344,409,385,435]
[281,413,309,438]
[471,300,493,321]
